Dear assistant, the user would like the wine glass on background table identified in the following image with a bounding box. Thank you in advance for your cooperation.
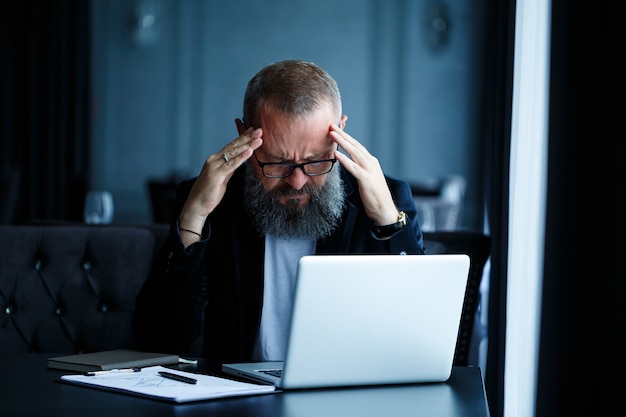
[84,190,114,224]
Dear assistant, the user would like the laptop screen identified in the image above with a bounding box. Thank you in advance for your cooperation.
[224,254,470,389]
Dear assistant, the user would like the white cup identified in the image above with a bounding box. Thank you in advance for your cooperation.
[84,191,114,224]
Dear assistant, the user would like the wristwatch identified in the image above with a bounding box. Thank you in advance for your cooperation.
[372,211,407,238]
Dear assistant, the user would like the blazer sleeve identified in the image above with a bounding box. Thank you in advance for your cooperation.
[133,179,210,355]
[385,175,425,255]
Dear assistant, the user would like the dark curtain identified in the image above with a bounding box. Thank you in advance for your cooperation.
[480,1,516,416]
[0,0,90,224]
[536,1,625,416]
[481,0,626,415]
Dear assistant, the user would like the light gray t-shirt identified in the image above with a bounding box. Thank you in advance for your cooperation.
[251,234,315,361]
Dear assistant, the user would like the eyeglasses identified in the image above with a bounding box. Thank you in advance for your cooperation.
[254,153,337,178]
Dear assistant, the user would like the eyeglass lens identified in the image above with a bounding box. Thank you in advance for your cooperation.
[263,160,335,178]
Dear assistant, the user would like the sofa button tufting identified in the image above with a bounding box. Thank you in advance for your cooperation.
[2,225,160,354]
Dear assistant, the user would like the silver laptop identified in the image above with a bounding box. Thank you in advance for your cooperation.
[222,254,470,389]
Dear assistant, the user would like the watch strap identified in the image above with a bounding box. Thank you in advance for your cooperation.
[372,211,407,238]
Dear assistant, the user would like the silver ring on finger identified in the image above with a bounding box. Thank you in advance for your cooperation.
[222,153,229,163]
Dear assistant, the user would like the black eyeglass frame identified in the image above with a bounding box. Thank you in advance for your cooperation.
[253,153,337,178]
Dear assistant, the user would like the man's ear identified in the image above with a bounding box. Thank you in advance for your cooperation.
[235,118,247,135]
[339,115,348,129]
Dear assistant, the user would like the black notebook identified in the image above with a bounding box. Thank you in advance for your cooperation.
[48,349,180,372]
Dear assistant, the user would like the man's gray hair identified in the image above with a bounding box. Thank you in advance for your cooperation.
[243,60,342,127]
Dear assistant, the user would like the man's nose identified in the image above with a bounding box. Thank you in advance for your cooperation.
[283,167,309,190]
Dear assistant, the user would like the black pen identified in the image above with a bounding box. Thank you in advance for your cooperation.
[158,371,198,384]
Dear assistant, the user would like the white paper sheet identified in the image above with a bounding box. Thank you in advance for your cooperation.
[60,365,276,403]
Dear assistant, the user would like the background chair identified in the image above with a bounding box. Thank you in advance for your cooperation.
[423,230,491,367]
[411,175,467,231]
[146,170,191,224]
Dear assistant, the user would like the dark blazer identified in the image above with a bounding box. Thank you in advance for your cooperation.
[133,163,424,369]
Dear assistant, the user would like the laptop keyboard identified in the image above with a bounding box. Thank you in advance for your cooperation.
[259,369,282,378]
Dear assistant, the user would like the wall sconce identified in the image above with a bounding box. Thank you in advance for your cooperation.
[424,1,451,53]
[131,1,160,47]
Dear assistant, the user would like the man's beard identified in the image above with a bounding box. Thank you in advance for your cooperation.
[243,163,345,240]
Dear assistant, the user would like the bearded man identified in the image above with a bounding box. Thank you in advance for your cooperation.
[133,60,425,370]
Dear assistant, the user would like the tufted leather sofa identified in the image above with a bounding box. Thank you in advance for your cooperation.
[0,224,490,365]
[0,225,167,354]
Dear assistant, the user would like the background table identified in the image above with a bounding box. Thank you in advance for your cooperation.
[0,353,490,417]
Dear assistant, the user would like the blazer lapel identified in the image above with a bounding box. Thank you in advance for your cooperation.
[316,202,357,254]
